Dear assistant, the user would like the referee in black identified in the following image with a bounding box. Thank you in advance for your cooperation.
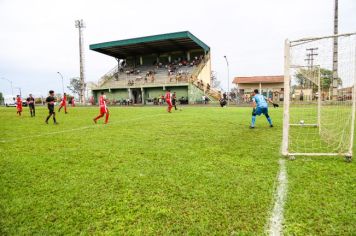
[45,90,58,124]
[172,92,177,110]
[26,94,35,117]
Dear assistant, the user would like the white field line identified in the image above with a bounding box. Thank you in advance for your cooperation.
[267,159,288,236]
[0,114,165,143]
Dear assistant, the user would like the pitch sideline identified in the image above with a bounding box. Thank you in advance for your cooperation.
[267,158,288,236]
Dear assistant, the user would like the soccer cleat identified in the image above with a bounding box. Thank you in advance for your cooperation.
[249,126,255,129]
[93,119,97,124]
[45,120,48,124]
[270,124,274,128]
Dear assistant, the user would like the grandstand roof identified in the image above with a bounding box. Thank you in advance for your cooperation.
[233,76,284,84]
[89,31,210,58]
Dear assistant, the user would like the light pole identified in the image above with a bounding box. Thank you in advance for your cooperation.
[57,72,64,94]
[224,55,230,105]
[15,87,21,97]
[0,77,14,96]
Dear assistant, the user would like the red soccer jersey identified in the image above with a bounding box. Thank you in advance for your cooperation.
[17,97,22,107]
[165,92,171,101]
[61,95,67,105]
[99,95,107,113]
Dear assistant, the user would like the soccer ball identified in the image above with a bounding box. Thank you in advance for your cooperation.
[300,120,305,125]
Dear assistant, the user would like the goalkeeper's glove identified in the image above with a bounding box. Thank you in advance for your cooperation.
[272,103,279,108]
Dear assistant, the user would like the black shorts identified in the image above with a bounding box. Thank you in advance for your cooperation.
[29,104,35,109]
[48,106,55,114]
[172,99,176,105]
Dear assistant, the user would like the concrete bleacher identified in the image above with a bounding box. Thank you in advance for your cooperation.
[99,63,196,88]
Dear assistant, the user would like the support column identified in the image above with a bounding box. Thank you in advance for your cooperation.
[140,56,143,65]
[141,87,145,105]
[187,51,191,61]
[128,88,131,99]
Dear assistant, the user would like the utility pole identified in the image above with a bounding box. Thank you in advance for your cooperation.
[75,19,86,104]
[332,0,338,100]
[305,48,318,68]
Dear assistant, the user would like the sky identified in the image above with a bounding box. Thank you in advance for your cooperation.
[0,0,355,97]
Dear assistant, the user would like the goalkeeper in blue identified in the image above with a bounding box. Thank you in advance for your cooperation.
[250,89,279,129]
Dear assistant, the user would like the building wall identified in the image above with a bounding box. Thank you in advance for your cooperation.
[197,57,211,87]
[188,84,205,103]
[237,82,284,90]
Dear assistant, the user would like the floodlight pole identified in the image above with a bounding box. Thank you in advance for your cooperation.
[224,55,230,105]
[57,72,64,94]
[75,19,86,104]
[15,87,22,97]
[0,77,14,96]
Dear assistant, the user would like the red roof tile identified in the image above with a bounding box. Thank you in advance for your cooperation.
[233,76,284,84]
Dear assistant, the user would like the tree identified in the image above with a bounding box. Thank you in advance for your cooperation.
[210,71,221,89]
[67,77,83,96]
[295,68,342,93]
[0,92,3,105]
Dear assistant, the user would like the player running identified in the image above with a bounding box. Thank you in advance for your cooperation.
[45,90,58,124]
[165,89,173,113]
[26,94,35,117]
[250,89,278,129]
[16,95,23,116]
[58,93,68,114]
[93,92,109,124]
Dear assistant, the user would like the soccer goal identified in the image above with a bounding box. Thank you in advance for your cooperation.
[282,32,356,160]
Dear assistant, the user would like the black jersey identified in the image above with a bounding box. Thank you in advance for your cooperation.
[27,97,35,105]
[46,96,55,110]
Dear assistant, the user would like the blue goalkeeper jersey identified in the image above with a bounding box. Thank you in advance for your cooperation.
[253,94,268,108]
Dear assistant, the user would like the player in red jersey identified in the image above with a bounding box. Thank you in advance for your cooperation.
[165,89,173,113]
[58,93,68,114]
[71,97,75,107]
[16,95,23,116]
[93,92,109,124]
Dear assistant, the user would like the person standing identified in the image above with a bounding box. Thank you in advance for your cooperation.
[172,92,177,110]
[45,90,58,124]
[165,89,173,113]
[58,93,68,114]
[16,95,23,116]
[26,94,35,117]
[93,92,109,124]
[71,97,75,107]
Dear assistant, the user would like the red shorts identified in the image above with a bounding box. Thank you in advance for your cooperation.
[100,106,108,114]
[61,102,66,106]
[17,106,22,112]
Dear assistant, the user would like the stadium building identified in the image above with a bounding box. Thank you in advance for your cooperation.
[233,75,284,102]
[89,31,220,104]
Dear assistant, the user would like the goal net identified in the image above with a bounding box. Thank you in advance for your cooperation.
[282,33,356,158]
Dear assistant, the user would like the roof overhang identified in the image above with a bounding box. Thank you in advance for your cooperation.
[233,76,284,84]
[89,31,210,58]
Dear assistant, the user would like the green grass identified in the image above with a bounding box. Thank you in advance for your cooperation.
[0,106,355,235]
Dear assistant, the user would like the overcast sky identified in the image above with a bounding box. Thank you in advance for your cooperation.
[0,0,355,97]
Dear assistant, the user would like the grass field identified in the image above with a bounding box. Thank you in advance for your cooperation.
[0,106,355,235]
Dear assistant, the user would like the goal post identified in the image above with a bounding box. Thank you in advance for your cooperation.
[282,32,356,159]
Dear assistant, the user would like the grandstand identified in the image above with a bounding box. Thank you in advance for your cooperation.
[89,31,220,104]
